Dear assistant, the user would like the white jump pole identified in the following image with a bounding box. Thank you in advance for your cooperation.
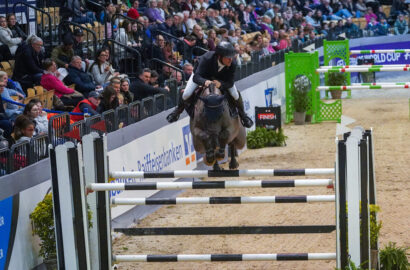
[317,84,410,91]
[350,49,410,54]
[316,67,410,73]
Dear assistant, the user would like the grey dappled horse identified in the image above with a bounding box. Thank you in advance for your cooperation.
[190,84,246,170]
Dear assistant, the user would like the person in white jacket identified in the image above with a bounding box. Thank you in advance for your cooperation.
[0,16,22,55]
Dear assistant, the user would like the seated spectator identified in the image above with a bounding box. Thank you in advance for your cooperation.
[72,29,86,59]
[367,17,379,33]
[0,79,13,139]
[145,0,165,24]
[0,15,22,56]
[150,70,159,87]
[51,36,74,68]
[377,18,390,36]
[41,59,84,106]
[158,64,173,85]
[0,71,23,120]
[170,70,183,86]
[191,24,208,51]
[120,78,134,104]
[278,32,290,50]
[127,0,140,19]
[207,29,218,51]
[22,99,41,135]
[12,35,44,87]
[117,92,125,105]
[1,70,25,99]
[344,17,361,38]
[238,44,251,63]
[261,37,275,55]
[97,86,119,113]
[131,68,170,101]
[65,56,99,97]
[32,99,48,134]
[182,62,193,81]
[391,0,409,17]
[394,14,408,35]
[7,14,27,40]
[364,7,378,24]
[186,10,197,33]
[151,35,166,63]
[64,0,96,24]
[12,115,35,144]
[355,0,368,17]
[89,49,120,87]
[159,15,177,36]
[375,6,387,22]
[70,91,101,122]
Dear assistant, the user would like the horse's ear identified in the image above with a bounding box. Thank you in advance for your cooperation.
[209,83,215,93]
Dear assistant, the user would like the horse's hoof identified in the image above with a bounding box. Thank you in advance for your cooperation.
[215,149,225,160]
[229,160,239,170]
[213,162,222,171]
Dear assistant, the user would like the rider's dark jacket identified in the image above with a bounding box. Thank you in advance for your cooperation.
[193,51,237,91]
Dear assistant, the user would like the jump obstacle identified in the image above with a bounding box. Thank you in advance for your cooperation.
[285,39,410,123]
[50,126,377,270]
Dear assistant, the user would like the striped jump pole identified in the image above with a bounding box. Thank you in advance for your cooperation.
[90,179,333,191]
[111,195,336,205]
[113,253,337,262]
[316,66,410,73]
[317,84,410,91]
[109,168,335,179]
[319,64,410,69]
[115,225,336,236]
[350,49,410,54]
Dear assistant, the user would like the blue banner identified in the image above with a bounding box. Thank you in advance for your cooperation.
[0,197,13,270]
[350,40,410,65]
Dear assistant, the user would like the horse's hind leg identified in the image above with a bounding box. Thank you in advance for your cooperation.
[228,144,239,169]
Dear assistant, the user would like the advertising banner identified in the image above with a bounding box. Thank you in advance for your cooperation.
[350,41,410,65]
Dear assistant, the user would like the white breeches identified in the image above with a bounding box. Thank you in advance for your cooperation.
[182,74,240,101]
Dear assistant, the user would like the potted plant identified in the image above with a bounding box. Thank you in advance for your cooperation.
[327,72,347,99]
[292,75,311,125]
[369,204,382,269]
[30,193,57,270]
[30,193,93,270]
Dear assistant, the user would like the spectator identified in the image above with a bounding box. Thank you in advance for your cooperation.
[375,6,387,22]
[115,20,131,54]
[0,71,23,120]
[344,17,361,38]
[127,0,140,19]
[186,10,197,33]
[6,14,27,40]
[13,35,44,87]
[278,32,290,50]
[364,7,378,24]
[23,99,41,135]
[70,91,101,122]
[171,0,183,13]
[150,70,159,87]
[145,0,165,24]
[394,14,408,35]
[377,18,390,35]
[32,100,48,134]
[0,15,22,56]
[0,79,13,139]
[182,62,193,81]
[97,86,119,113]
[131,68,170,100]
[391,0,409,17]
[355,0,368,17]
[181,0,194,12]
[63,0,96,24]
[158,64,173,85]
[120,78,134,104]
[192,24,208,49]
[72,28,86,59]
[207,29,218,51]
[109,77,121,96]
[41,59,84,106]
[157,0,166,20]
[1,67,25,97]
[152,34,166,63]
[305,10,321,28]
[170,70,183,86]
[162,0,174,18]
[51,36,74,68]
[89,49,120,86]
[318,0,342,20]
[100,3,117,38]
[12,115,35,144]
[159,15,177,36]
[65,56,99,97]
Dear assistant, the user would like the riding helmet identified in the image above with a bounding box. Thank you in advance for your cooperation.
[215,41,236,58]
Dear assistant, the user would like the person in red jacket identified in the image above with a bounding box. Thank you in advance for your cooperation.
[127,0,140,19]
[40,58,84,106]
[70,91,101,122]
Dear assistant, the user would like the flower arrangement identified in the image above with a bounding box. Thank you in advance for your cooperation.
[292,75,311,113]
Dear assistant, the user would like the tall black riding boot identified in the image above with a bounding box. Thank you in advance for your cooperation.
[234,94,254,128]
[166,94,186,123]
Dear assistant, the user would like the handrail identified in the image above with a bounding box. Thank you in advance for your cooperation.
[149,58,186,83]
[85,0,105,11]
[13,2,52,52]
[111,13,145,30]
[193,45,209,55]
[58,20,98,59]
[102,39,142,73]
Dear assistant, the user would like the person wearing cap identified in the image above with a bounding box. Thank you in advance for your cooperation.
[127,0,140,20]
[166,41,253,128]
[72,28,86,58]
[70,90,101,122]
[51,35,74,68]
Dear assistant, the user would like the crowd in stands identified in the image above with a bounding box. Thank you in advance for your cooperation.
[0,0,408,153]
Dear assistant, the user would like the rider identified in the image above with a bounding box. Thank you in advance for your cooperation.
[166,41,254,128]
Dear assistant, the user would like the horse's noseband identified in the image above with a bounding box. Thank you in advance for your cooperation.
[199,94,226,122]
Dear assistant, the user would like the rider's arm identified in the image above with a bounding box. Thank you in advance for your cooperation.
[219,63,235,90]
[193,56,209,86]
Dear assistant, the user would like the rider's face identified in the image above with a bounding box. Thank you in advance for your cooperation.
[221,56,233,67]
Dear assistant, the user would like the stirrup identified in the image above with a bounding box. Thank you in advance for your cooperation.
[166,111,180,123]
[241,115,254,128]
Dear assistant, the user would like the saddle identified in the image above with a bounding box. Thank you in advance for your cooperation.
[186,87,238,119]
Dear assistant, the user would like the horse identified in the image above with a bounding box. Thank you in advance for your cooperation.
[189,84,246,170]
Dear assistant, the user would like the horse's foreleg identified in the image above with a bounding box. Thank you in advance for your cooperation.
[216,129,229,160]
[229,144,239,169]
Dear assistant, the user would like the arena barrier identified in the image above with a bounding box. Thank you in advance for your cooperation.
[317,83,410,91]
[350,49,410,54]
[50,127,377,270]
